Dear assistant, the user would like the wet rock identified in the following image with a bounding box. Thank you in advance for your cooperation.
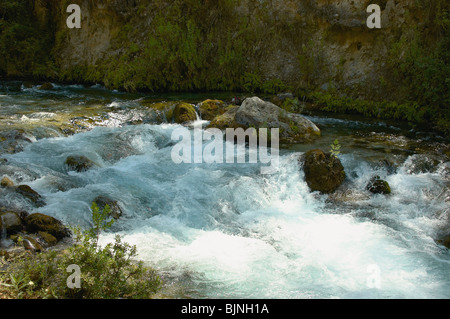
[23,236,43,252]
[207,105,240,130]
[1,176,14,187]
[93,196,123,220]
[65,155,96,172]
[0,129,34,154]
[300,149,346,194]
[436,234,450,249]
[25,213,71,240]
[0,211,23,235]
[22,81,34,89]
[403,154,441,174]
[14,185,45,207]
[39,82,54,90]
[366,176,391,195]
[172,103,197,124]
[198,99,228,121]
[37,231,58,247]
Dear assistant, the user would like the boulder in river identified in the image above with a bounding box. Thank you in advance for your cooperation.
[14,185,45,207]
[93,196,123,220]
[198,99,228,121]
[0,211,23,235]
[1,176,14,187]
[25,213,71,240]
[300,149,346,194]
[366,175,391,194]
[171,103,197,124]
[65,155,96,172]
[39,82,54,90]
[436,234,450,249]
[208,96,320,144]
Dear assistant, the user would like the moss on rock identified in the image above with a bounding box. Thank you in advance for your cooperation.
[172,103,197,124]
[25,213,71,240]
[366,176,391,195]
[65,155,96,172]
[198,99,228,121]
[300,149,346,194]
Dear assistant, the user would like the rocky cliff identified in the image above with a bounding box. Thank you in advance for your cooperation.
[1,0,448,114]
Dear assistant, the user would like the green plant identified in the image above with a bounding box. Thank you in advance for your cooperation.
[329,139,341,168]
[89,202,114,246]
[0,202,162,299]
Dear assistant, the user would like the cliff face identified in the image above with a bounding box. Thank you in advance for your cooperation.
[2,0,448,107]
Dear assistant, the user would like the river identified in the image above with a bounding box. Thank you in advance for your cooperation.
[0,81,449,298]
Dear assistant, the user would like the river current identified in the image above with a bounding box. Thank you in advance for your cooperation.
[0,82,449,298]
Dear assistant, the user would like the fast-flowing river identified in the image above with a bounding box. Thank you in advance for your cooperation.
[0,82,449,298]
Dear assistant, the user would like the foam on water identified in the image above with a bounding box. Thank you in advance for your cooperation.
[4,119,450,299]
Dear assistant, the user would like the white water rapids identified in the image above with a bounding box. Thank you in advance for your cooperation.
[3,121,449,299]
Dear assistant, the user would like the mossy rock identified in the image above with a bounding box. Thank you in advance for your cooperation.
[37,231,58,247]
[65,155,96,172]
[170,103,197,124]
[0,211,23,235]
[206,105,241,130]
[300,149,346,194]
[39,82,54,90]
[1,176,14,187]
[93,196,123,220]
[25,213,71,240]
[198,99,228,121]
[143,101,176,123]
[366,176,391,194]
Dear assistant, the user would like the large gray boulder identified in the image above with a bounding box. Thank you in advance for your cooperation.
[211,96,321,144]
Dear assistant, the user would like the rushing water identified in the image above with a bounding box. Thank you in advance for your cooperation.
[0,82,449,298]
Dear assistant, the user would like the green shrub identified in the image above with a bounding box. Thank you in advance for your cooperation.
[0,203,162,299]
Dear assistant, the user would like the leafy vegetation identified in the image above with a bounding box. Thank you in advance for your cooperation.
[0,0,56,78]
[0,203,162,299]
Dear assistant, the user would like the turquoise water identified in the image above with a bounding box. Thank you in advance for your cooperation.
[1,82,449,298]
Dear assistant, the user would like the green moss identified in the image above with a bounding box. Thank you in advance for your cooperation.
[0,0,56,79]
[172,102,197,123]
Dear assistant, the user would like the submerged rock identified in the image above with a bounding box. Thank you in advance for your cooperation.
[14,185,45,207]
[93,196,123,220]
[39,82,54,90]
[366,176,391,194]
[65,155,96,172]
[25,213,71,240]
[436,234,450,249]
[300,149,346,194]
